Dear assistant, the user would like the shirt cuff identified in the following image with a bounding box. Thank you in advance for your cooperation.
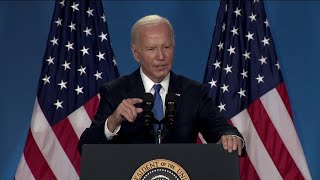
[104,117,121,140]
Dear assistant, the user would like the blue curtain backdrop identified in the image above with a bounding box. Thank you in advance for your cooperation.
[0,1,319,179]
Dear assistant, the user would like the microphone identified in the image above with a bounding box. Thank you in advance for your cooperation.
[142,93,154,126]
[165,93,176,127]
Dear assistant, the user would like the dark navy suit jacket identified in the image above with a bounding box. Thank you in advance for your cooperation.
[78,69,243,152]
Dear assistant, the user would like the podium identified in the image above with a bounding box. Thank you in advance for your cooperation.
[80,144,240,180]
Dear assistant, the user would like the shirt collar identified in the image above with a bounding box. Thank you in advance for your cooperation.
[140,67,170,93]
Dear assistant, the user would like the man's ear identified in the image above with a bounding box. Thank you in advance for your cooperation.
[131,44,140,63]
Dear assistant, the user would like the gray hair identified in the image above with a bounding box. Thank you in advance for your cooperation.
[131,15,175,45]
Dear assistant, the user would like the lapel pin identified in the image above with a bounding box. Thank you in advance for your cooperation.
[175,93,181,97]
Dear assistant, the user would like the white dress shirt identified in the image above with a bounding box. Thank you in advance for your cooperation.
[104,68,170,140]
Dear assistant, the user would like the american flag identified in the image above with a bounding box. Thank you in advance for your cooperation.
[15,0,119,179]
[202,0,311,179]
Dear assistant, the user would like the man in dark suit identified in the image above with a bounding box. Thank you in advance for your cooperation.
[78,15,244,155]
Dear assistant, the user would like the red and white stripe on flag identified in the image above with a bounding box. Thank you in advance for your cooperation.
[15,0,119,179]
[232,83,310,180]
[198,83,311,179]
[15,97,99,179]
[202,0,311,179]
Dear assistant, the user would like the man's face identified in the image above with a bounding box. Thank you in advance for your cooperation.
[132,22,174,83]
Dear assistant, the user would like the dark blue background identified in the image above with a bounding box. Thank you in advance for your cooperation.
[0,1,318,179]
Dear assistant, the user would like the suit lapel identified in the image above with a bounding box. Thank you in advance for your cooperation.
[126,68,145,100]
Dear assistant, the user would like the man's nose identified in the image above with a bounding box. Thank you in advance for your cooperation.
[156,48,164,60]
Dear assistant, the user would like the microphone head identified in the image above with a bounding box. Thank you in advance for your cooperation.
[165,93,176,105]
[143,93,154,109]
[165,93,176,128]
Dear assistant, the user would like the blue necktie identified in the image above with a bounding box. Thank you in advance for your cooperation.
[152,84,163,142]
[153,84,163,121]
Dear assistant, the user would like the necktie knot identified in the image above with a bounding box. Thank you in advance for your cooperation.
[153,84,162,94]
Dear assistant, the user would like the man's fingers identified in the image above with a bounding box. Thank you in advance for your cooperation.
[227,136,233,153]
[221,136,228,150]
[127,98,143,105]
[237,138,242,156]
[118,104,133,122]
[123,98,143,118]
[136,108,143,113]
[122,99,138,118]
[118,98,143,122]
[220,135,242,154]
[232,137,237,150]
[222,135,232,152]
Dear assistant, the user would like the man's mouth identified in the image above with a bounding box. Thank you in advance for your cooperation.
[155,64,167,70]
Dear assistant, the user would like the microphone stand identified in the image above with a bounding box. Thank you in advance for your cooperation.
[157,125,162,144]
[154,120,163,144]
[156,117,173,144]
[147,117,173,144]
